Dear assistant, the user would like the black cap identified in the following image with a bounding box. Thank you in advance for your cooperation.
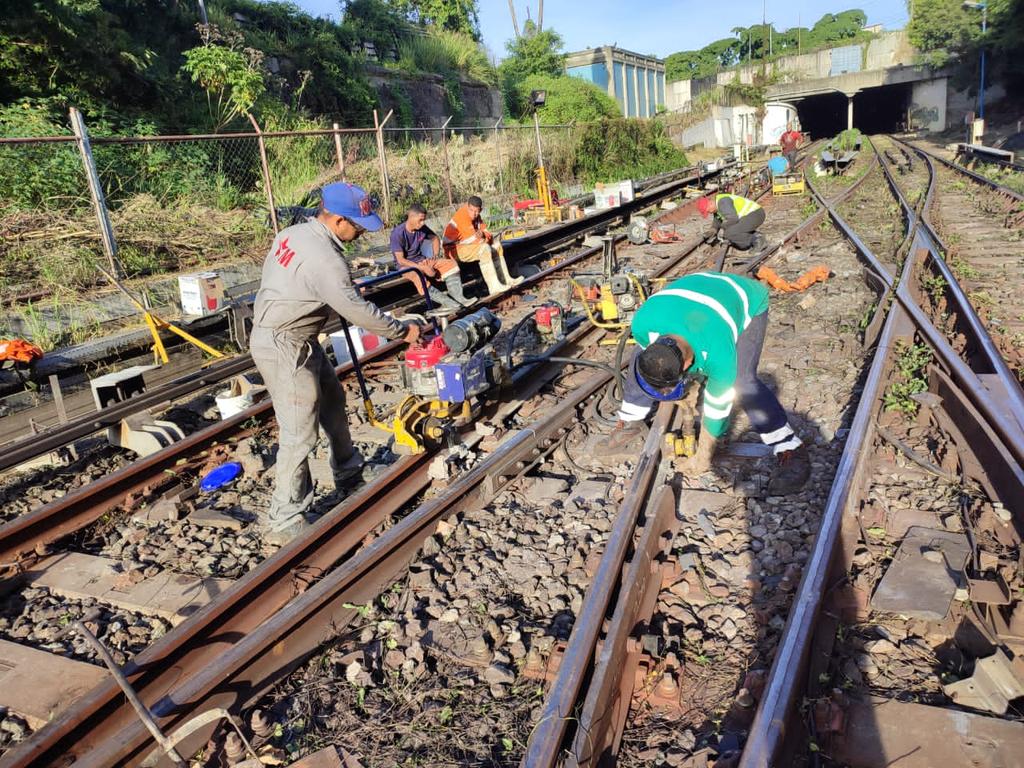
[637,338,684,389]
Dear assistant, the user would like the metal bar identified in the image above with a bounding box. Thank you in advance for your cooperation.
[440,115,453,207]
[69,107,121,279]
[373,109,393,225]
[247,114,279,234]
[48,375,67,424]
[332,122,346,181]
[523,404,673,766]
[74,622,185,766]
[494,118,505,198]
[739,298,910,768]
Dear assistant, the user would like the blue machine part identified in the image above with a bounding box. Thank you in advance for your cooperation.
[768,156,789,175]
[435,352,489,403]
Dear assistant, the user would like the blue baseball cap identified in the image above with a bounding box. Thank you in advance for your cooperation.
[321,183,383,232]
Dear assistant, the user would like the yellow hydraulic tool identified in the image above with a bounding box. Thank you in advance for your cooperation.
[390,396,469,454]
[95,263,223,365]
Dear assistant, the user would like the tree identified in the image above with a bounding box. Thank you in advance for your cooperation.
[498,22,565,115]
[182,25,267,131]
[510,73,619,123]
[384,0,481,40]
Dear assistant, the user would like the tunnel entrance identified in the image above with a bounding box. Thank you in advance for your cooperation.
[796,83,914,139]
[795,92,848,139]
[854,83,912,134]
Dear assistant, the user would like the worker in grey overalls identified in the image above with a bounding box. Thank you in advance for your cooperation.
[250,183,421,544]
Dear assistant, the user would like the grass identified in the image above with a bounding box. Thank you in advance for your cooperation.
[922,274,947,306]
[883,341,933,415]
[396,30,498,87]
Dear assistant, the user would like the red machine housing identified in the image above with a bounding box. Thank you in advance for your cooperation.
[534,305,564,338]
[404,336,449,397]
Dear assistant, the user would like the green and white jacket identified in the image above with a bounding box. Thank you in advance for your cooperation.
[628,271,770,437]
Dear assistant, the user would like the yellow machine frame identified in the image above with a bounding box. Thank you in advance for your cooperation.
[363,394,471,454]
[772,174,806,196]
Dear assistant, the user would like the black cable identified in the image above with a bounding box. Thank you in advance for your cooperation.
[510,356,617,376]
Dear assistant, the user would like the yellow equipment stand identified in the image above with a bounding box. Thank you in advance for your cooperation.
[96,264,224,364]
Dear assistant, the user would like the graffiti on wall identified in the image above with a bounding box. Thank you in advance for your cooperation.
[911,103,940,130]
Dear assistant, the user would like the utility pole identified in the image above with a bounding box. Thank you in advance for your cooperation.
[798,13,801,55]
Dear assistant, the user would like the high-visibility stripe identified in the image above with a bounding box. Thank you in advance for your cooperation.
[618,401,651,421]
[772,436,802,453]
[699,273,752,330]
[715,193,762,218]
[703,402,733,419]
[703,387,736,406]
[760,424,795,444]
[651,289,738,342]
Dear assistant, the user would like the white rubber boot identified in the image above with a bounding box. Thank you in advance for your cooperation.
[478,254,507,295]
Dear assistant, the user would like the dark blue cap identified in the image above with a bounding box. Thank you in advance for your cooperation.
[321,183,383,232]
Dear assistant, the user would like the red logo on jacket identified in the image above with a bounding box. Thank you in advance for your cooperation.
[275,237,296,268]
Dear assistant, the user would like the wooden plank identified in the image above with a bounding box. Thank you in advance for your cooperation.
[835,696,1024,768]
[28,553,232,624]
[0,639,109,729]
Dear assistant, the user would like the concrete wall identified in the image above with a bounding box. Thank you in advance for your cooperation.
[910,78,947,132]
[367,67,502,127]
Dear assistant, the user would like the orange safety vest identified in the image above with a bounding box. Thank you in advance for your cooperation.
[0,339,43,365]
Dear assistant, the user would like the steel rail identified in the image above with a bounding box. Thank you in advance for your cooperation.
[880,137,1024,436]
[521,405,674,766]
[524,141,867,767]
[743,139,1024,768]
[906,140,1024,203]
[0,163,725,473]
[805,157,1024,466]
[6,327,638,767]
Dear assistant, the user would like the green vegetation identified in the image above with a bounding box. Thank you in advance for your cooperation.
[396,29,497,87]
[498,22,567,117]
[665,9,875,81]
[908,0,1023,93]
[508,74,619,124]
[883,341,933,414]
[834,128,864,152]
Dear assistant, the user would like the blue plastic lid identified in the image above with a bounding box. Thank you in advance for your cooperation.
[768,156,789,175]
[200,462,243,492]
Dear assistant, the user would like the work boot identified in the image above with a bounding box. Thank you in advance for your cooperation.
[427,285,460,310]
[592,421,648,459]
[444,274,476,307]
[264,513,313,547]
[750,233,768,255]
[495,252,525,287]
[478,256,507,295]
[767,445,810,495]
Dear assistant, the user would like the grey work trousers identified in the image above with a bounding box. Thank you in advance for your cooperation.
[722,207,766,250]
[250,326,354,524]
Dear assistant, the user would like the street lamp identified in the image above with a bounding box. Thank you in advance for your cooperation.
[963,1,988,122]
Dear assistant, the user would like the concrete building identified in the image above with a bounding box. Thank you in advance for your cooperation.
[565,46,666,118]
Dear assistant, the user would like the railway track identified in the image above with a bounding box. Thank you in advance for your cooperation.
[0,149,830,765]
[734,138,1024,768]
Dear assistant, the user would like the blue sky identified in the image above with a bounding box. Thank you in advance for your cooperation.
[289,1,910,61]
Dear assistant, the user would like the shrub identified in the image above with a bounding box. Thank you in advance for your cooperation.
[509,74,620,125]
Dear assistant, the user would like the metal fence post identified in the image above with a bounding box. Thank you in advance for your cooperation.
[494,117,505,198]
[373,109,394,225]
[332,122,347,181]
[245,113,278,234]
[69,107,122,279]
[440,115,454,207]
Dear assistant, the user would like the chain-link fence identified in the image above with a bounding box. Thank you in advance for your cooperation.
[1,110,681,340]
